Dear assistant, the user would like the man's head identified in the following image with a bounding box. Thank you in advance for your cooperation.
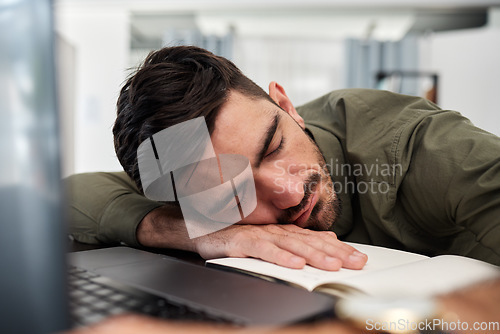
[113,46,341,230]
[114,46,275,189]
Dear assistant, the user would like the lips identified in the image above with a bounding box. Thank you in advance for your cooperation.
[292,191,318,227]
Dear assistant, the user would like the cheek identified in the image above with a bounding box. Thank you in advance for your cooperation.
[286,130,324,169]
[278,149,324,177]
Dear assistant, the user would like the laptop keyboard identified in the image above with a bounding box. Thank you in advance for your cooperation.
[68,266,238,327]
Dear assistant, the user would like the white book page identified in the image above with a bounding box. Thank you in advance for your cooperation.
[206,242,428,291]
[344,255,500,298]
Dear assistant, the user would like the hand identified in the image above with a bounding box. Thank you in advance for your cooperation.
[137,206,367,271]
[194,224,367,271]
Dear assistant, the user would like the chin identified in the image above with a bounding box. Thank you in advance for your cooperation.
[307,192,339,231]
[304,203,329,231]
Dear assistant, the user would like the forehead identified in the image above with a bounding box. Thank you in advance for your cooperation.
[211,91,277,158]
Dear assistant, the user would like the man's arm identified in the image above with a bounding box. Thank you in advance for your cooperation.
[65,172,163,247]
[141,208,367,270]
[65,172,367,270]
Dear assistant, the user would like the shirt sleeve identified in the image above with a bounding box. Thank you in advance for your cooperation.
[64,171,163,247]
[400,110,500,264]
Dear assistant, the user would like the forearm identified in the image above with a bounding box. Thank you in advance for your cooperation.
[136,204,197,253]
[65,173,366,270]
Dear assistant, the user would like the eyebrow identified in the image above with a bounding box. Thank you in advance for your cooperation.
[255,112,280,168]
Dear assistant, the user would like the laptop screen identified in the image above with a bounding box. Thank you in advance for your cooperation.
[0,0,69,333]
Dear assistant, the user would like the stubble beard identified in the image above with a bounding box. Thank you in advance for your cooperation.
[309,163,342,231]
[278,143,342,231]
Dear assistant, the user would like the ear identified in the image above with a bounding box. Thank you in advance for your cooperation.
[268,81,305,129]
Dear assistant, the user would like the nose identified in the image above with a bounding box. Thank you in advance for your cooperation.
[259,174,305,210]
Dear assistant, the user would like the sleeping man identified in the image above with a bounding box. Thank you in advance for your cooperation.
[66,45,500,270]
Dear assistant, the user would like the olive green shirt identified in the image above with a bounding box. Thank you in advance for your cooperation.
[65,89,500,265]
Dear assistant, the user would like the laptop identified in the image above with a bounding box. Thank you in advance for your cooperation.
[0,1,335,333]
[68,246,335,327]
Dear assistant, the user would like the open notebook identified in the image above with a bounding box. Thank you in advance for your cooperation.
[207,242,500,299]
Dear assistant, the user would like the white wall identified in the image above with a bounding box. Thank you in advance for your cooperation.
[54,2,500,176]
[421,8,500,136]
[54,3,349,175]
[55,4,130,175]
[234,37,345,106]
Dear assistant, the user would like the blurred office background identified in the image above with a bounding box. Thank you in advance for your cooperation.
[53,0,500,176]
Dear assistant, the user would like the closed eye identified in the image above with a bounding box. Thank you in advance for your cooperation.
[266,136,284,158]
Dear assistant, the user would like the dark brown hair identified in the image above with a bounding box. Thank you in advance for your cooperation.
[113,45,274,191]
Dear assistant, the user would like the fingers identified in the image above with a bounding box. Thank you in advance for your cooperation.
[272,236,343,270]
[265,227,366,270]
[273,225,367,269]
[239,238,307,269]
[196,224,367,271]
